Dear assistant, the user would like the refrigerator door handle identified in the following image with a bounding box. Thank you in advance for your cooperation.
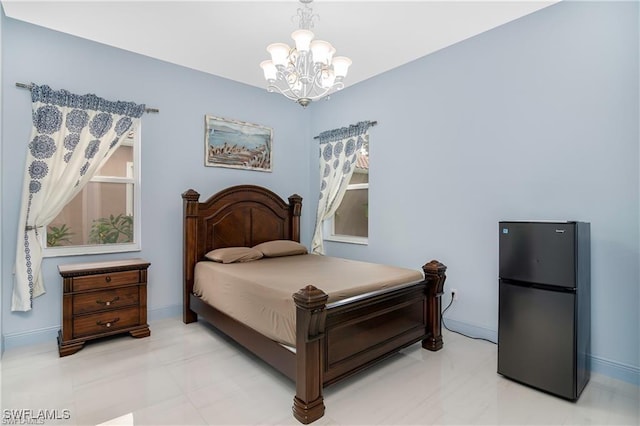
[501,279,576,293]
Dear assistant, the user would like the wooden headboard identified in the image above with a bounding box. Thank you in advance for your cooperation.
[181,185,302,322]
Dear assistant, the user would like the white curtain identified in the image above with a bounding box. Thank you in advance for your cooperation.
[12,84,145,311]
[311,121,372,255]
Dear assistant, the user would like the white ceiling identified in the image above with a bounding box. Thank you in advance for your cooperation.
[1,1,558,90]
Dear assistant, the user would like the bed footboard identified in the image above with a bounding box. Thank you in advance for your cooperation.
[292,260,446,424]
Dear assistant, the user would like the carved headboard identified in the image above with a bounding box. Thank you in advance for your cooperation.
[181,185,302,321]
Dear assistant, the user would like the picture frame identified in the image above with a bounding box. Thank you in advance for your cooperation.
[204,115,272,172]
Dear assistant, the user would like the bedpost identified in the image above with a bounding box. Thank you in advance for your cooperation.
[288,194,303,243]
[422,260,447,351]
[182,189,201,324]
[292,285,328,424]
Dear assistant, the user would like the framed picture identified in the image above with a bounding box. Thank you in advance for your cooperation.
[204,115,272,172]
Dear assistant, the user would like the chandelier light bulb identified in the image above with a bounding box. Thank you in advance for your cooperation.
[321,69,336,89]
[332,56,352,79]
[291,29,314,52]
[327,45,337,64]
[310,40,333,65]
[267,43,290,67]
[260,60,277,82]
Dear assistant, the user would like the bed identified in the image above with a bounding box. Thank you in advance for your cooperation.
[182,184,446,424]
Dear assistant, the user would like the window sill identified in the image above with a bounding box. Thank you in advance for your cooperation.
[43,243,141,258]
[324,235,368,246]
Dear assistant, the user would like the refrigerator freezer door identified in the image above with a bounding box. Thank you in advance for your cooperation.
[499,222,576,288]
[498,280,577,399]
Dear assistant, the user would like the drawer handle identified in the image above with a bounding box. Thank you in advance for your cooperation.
[96,318,120,328]
[96,296,120,307]
[105,276,112,283]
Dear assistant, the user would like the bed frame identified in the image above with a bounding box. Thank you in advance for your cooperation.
[182,185,446,424]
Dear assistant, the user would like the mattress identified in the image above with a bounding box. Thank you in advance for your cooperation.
[194,254,423,347]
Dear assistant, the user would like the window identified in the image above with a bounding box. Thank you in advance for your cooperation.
[44,127,141,256]
[326,139,369,244]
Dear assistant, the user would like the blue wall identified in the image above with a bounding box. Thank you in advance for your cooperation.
[311,1,639,383]
[1,14,311,344]
[2,2,638,384]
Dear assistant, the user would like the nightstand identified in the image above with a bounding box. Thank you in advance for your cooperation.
[57,258,151,356]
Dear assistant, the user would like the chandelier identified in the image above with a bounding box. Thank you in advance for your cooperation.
[260,0,352,108]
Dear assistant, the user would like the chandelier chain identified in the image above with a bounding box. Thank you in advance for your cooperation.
[294,1,318,30]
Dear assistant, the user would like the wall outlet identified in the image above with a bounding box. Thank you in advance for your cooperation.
[451,288,458,300]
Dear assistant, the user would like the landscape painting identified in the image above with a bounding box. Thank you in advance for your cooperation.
[205,115,272,172]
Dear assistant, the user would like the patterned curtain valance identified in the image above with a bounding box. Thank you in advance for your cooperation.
[30,84,146,118]
[318,121,374,144]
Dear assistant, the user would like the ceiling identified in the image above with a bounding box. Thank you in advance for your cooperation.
[1,1,558,90]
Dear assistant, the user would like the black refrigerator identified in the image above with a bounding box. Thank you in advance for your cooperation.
[498,221,590,400]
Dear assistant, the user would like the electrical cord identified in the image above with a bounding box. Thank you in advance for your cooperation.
[441,292,497,345]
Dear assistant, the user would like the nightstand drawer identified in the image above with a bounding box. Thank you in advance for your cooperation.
[73,287,139,315]
[73,306,140,338]
[72,270,140,292]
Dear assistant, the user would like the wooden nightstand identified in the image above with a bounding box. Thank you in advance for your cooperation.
[58,258,151,357]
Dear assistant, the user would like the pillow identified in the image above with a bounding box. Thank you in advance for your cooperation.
[205,247,263,264]
[252,240,308,257]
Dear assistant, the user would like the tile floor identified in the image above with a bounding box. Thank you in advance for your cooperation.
[1,317,638,425]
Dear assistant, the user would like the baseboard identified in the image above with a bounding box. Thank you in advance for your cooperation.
[147,303,182,322]
[590,354,640,386]
[2,304,182,352]
[443,317,498,344]
[443,316,640,386]
[2,325,59,351]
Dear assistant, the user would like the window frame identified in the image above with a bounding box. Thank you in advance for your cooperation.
[42,125,142,257]
[324,176,369,246]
